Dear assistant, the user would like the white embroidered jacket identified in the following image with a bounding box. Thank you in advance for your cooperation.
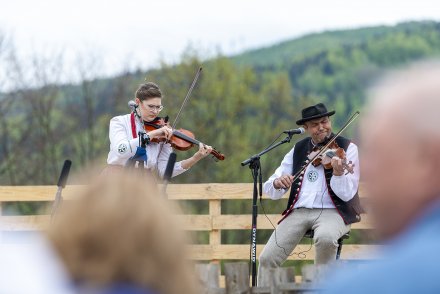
[106,113,187,178]
[263,143,360,209]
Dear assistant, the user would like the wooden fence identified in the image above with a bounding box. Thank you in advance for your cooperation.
[0,184,378,262]
[197,262,332,293]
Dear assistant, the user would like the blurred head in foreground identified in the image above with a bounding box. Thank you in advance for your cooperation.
[322,60,440,294]
[362,60,440,240]
[47,171,198,294]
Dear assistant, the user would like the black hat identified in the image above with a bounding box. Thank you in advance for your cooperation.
[296,103,335,125]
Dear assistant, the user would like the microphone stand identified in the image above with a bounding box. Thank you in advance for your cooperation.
[241,132,298,287]
[125,131,149,171]
[162,152,177,197]
[51,160,72,221]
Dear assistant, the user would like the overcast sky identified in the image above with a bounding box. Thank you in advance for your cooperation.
[1,0,439,77]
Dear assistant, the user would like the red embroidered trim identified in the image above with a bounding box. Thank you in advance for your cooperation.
[130,112,137,138]
[326,180,349,225]
[277,176,304,224]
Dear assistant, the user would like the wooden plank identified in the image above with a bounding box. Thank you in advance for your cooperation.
[0,215,50,230]
[0,215,213,231]
[212,215,372,230]
[168,183,366,200]
[0,184,368,201]
[302,264,329,283]
[0,186,85,202]
[219,275,304,288]
[188,244,381,261]
[178,215,212,231]
[224,262,249,294]
[258,267,296,290]
[0,213,372,231]
[168,184,253,200]
[195,264,221,288]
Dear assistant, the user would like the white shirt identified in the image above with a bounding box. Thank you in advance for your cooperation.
[106,113,187,178]
[263,141,360,208]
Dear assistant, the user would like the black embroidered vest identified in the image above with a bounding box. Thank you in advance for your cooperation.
[280,136,362,225]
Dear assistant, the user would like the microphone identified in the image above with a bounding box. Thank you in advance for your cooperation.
[52,159,72,219]
[163,152,177,182]
[162,152,177,196]
[57,160,72,188]
[283,127,305,135]
[128,100,138,109]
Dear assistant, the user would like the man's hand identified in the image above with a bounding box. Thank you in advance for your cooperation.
[331,156,344,176]
[273,175,294,189]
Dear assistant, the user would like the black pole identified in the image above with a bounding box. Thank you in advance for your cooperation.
[241,133,297,286]
[51,160,72,220]
[249,157,260,287]
[162,152,177,197]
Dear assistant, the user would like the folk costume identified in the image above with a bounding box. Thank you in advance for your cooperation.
[106,112,187,177]
[258,103,362,284]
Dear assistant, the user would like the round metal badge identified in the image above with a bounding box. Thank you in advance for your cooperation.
[117,143,128,154]
[307,170,319,182]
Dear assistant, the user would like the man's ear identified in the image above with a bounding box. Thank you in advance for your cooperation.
[135,98,140,106]
[303,124,308,130]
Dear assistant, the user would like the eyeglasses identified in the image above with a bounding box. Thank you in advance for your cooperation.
[145,104,164,112]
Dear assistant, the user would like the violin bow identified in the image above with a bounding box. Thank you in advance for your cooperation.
[171,67,202,129]
[291,111,360,183]
[156,67,202,161]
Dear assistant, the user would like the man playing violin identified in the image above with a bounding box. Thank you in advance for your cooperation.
[106,82,213,177]
[258,103,362,284]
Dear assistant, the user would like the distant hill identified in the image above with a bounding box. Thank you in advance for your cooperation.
[231,20,440,126]
[233,21,440,68]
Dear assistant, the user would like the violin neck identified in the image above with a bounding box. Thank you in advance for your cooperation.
[173,130,225,161]
[173,130,200,146]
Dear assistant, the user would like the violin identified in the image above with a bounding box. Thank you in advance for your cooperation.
[289,111,360,183]
[143,116,225,161]
[307,139,354,174]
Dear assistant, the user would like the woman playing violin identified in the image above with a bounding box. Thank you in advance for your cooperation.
[106,82,213,177]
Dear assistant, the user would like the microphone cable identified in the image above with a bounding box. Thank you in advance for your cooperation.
[259,184,327,259]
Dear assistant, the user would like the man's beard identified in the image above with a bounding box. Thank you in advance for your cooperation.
[313,131,330,143]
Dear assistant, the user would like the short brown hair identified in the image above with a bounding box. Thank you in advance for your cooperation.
[47,171,199,294]
[135,82,162,101]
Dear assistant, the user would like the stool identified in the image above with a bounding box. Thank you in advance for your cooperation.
[304,229,350,260]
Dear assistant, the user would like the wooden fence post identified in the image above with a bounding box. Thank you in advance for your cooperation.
[258,267,296,294]
[301,264,329,284]
[209,199,221,263]
[195,263,226,294]
[224,262,249,294]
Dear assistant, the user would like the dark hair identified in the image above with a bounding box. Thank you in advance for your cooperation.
[135,82,162,101]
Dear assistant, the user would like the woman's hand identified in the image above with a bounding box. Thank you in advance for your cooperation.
[148,126,173,140]
[180,143,213,170]
[194,143,213,160]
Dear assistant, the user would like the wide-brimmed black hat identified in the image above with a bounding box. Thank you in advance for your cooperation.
[296,103,335,125]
